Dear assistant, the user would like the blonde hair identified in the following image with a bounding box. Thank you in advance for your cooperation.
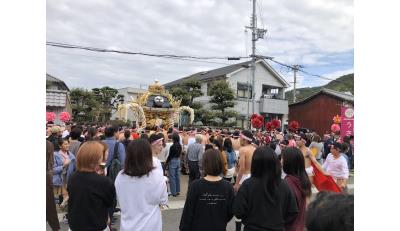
[76,141,104,172]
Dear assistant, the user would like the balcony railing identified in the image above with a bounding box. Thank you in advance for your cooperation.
[259,97,288,114]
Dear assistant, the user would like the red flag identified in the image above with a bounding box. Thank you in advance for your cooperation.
[310,161,342,193]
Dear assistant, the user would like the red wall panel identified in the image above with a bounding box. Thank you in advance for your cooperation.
[288,94,345,136]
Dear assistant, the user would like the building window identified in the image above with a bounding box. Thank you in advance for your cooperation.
[237,82,252,99]
[262,85,280,99]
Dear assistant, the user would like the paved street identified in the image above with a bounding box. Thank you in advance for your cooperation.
[47,173,354,231]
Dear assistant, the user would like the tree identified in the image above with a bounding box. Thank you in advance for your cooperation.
[91,86,124,123]
[70,88,100,122]
[196,108,216,125]
[208,80,237,126]
[184,79,203,105]
[169,79,203,106]
[169,79,204,124]
[169,87,190,106]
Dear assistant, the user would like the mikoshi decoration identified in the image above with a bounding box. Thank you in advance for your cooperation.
[177,106,195,125]
[46,112,56,123]
[251,113,264,129]
[333,114,341,124]
[331,123,340,133]
[271,119,281,130]
[59,111,71,122]
[116,80,193,131]
[289,120,300,132]
[265,121,272,131]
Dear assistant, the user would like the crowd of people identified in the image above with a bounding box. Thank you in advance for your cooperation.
[46,123,354,231]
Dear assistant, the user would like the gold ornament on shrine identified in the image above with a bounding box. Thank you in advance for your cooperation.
[116,80,194,131]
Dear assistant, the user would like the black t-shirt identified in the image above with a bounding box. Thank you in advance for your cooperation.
[233,178,298,231]
[180,178,234,231]
[167,142,182,163]
[67,171,116,231]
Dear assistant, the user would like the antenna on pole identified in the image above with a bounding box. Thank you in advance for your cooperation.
[245,0,267,129]
[293,65,300,103]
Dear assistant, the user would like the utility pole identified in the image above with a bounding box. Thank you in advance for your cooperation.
[247,80,250,129]
[246,0,267,124]
[292,65,300,103]
[251,0,257,116]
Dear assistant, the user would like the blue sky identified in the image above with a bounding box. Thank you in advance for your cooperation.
[47,0,353,90]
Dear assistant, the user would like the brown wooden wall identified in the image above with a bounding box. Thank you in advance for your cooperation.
[289,94,347,137]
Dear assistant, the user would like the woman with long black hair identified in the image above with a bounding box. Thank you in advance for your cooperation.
[233,146,298,231]
[281,147,312,231]
[223,138,236,182]
[166,133,182,197]
[213,138,228,177]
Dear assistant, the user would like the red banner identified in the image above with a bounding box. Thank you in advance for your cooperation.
[340,106,354,140]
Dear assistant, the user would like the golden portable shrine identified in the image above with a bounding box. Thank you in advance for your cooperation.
[116,80,194,130]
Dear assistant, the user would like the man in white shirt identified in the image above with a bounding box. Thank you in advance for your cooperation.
[187,130,196,146]
[149,133,165,174]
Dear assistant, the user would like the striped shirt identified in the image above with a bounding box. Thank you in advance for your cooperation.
[187,142,204,162]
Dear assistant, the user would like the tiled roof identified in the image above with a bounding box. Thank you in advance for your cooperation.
[163,60,253,87]
[46,74,70,91]
[46,89,67,107]
[289,88,354,106]
[164,59,290,88]
[321,88,354,102]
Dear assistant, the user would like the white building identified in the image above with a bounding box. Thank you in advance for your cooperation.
[164,59,290,129]
[111,87,147,120]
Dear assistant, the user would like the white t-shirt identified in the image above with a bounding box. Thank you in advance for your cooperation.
[62,130,70,138]
[322,154,349,179]
[115,169,168,231]
[275,145,281,156]
[188,137,196,146]
[156,143,172,163]
[152,157,164,174]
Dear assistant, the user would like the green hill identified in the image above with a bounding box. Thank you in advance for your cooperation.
[285,73,354,104]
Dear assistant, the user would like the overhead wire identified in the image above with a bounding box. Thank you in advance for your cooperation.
[46,41,249,61]
[260,57,353,87]
[47,48,233,66]
[47,41,352,86]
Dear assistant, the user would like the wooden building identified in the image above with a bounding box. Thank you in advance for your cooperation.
[46,74,72,124]
[288,88,354,136]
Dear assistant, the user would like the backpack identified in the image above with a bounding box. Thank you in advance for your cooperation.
[107,141,122,183]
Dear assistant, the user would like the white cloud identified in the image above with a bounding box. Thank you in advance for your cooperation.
[47,0,353,89]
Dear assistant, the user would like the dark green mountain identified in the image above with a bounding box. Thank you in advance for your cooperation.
[285,73,354,104]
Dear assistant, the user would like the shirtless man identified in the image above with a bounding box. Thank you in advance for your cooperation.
[200,130,208,145]
[181,129,189,146]
[233,130,256,231]
[295,134,325,183]
[234,130,256,192]
[231,131,241,152]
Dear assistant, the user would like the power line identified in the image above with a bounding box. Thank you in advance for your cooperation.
[46,41,248,61]
[47,48,233,66]
[47,41,352,86]
[259,57,353,86]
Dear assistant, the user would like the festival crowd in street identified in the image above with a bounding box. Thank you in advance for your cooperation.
[46,123,354,231]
